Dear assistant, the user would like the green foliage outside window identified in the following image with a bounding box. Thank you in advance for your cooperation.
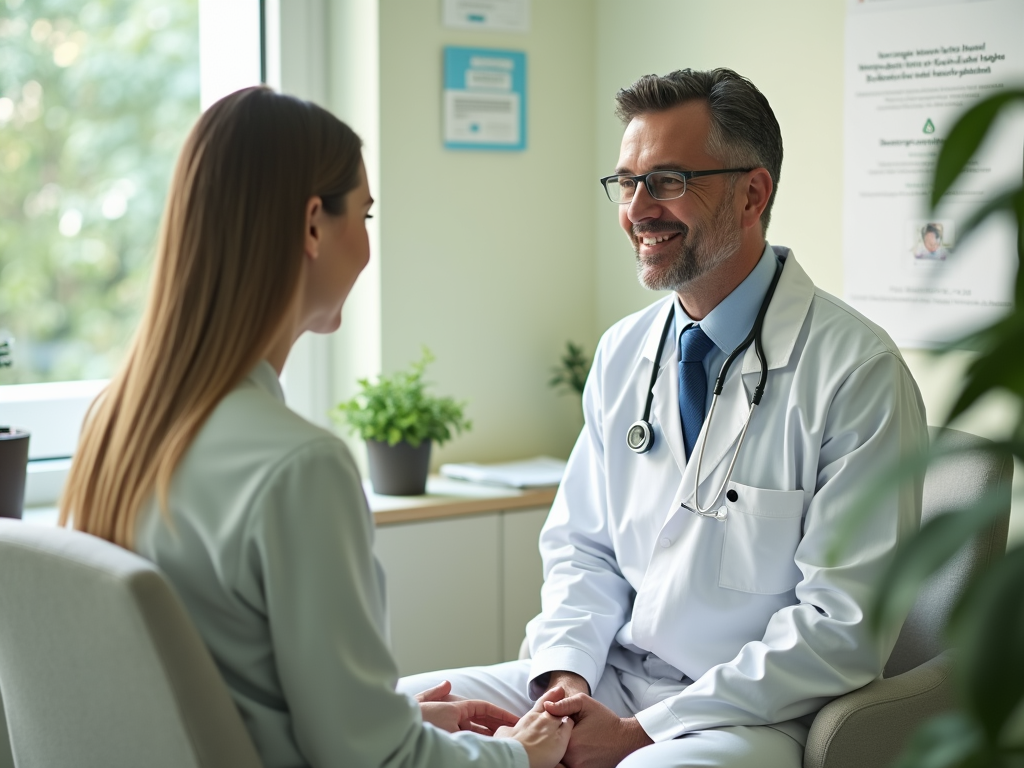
[0,0,199,384]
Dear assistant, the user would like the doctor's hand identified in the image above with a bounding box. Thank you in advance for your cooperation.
[416,680,519,736]
[542,693,652,768]
[544,670,590,698]
[495,686,574,768]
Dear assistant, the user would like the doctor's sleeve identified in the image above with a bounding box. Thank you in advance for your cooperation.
[635,350,928,740]
[526,339,636,699]
[244,439,527,768]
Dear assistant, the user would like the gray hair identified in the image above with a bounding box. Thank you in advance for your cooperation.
[615,68,783,234]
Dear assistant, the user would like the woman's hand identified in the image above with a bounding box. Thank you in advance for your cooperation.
[495,686,573,768]
[416,680,519,735]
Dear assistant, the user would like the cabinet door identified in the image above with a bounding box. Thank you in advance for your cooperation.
[501,507,548,661]
[374,514,501,676]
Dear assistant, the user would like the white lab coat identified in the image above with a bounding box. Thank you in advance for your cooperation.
[526,248,928,742]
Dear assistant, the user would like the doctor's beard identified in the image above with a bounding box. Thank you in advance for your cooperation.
[632,193,742,292]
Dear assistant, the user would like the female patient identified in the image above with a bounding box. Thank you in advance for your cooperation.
[59,87,570,768]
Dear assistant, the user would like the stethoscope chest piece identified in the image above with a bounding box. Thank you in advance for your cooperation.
[627,420,655,453]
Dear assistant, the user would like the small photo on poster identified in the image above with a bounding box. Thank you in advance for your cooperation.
[906,219,955,263]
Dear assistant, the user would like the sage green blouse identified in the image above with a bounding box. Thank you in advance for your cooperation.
[135,361,526,768]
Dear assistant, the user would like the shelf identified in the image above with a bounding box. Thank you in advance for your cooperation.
[366,475,557,526]
[21,476,557,529]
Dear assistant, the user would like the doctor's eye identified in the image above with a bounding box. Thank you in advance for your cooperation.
[650,172,686,195]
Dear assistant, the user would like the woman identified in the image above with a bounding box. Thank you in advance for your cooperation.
[59,87,571,768]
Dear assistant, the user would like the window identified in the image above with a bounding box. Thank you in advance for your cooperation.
[0,0,201,384]
[0,0,262,504]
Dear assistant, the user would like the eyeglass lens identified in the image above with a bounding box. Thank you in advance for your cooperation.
[607,171,687,203]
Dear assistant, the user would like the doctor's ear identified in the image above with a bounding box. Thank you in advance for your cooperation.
[738,169,773,231]
[304,196,324,259]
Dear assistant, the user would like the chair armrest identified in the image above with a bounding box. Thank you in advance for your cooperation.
[803,652,955,768]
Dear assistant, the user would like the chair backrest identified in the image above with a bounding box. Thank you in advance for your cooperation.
[0,520,263,768]
[883,427,1013,678]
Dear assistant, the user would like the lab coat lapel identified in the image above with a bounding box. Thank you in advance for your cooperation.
[650,350,688,478]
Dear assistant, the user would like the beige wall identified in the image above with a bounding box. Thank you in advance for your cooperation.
[592,0,1021,543]
[375,0,597,466]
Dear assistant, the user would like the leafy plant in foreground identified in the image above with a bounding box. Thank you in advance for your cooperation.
[860,89,1024,768]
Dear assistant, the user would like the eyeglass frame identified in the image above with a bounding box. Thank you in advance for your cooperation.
[599,168,756,204]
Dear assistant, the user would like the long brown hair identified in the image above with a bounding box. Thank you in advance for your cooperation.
[60,87,363,547]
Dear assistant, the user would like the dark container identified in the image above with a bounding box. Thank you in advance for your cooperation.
[0,428,30,520]
[366,439,432,496]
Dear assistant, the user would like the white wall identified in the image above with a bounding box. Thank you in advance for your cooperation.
[592,0,1022,544]
[375,0,597,467]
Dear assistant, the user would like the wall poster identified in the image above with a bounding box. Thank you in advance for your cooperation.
[443,46,527,152]
[843,0,1024,348]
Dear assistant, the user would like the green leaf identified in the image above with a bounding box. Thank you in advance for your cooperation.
[947,545,1024,744]
[870,485,1013,634]
[946,315,1024,424]
[892,712,985,768]
[931,90,1024,208]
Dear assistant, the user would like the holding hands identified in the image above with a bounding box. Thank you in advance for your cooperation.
[416,680,573,768]
[415,680,518,735]
[542,692,651,768]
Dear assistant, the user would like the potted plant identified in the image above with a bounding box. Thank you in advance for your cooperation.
[0,334,30,520]
[333,349,471,496]
[549,341,592,400]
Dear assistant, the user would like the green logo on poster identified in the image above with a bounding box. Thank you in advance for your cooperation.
[923,118,935,134]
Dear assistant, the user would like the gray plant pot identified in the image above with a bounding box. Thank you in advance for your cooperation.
[0,428,30,520]
[366,439,431,496]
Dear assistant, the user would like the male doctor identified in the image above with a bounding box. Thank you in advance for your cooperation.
[400,68,928,767]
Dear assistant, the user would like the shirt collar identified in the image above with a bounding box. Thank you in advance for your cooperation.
[673,241,779,355]
[247,359,286,402]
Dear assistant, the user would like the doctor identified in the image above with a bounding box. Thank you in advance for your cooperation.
[400,68,928,767]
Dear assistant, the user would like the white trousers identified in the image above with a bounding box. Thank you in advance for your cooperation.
[398,657,807,768]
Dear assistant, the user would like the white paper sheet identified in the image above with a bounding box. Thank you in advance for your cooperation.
[439,456,566,488]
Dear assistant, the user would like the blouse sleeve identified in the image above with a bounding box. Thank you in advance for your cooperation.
[243,438,527,768]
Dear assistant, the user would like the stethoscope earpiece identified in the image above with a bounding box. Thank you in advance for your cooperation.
[627,420,655,453]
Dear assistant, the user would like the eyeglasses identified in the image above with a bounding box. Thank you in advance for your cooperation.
[599,168,754,204]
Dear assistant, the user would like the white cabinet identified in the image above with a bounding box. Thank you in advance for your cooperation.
[374,506,548,676]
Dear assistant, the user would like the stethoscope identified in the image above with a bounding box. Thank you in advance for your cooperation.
[626,262,784,518]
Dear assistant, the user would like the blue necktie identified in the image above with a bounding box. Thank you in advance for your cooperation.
[679,325,716,460]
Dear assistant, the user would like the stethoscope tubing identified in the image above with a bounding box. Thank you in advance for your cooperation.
[630,260,785,517]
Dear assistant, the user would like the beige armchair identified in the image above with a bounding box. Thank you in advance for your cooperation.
[0,520,263,768]
[803,426,1011,767]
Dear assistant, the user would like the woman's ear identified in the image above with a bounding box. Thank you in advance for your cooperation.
[304,196,323,259]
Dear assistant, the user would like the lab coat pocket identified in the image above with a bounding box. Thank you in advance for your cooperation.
[718,482,805,595]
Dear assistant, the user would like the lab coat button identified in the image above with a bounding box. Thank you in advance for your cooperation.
[726,489,738,502]
[659,537,672,548]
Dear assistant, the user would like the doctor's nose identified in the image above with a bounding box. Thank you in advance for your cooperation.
[626,181,664,223]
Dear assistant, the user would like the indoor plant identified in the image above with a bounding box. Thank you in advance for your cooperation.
[839,89,1024,767]
[0,335,31,519]
[333,349,470,496]
[548,340,591,400]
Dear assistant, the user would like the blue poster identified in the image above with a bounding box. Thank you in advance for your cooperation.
[443,46,527,151]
